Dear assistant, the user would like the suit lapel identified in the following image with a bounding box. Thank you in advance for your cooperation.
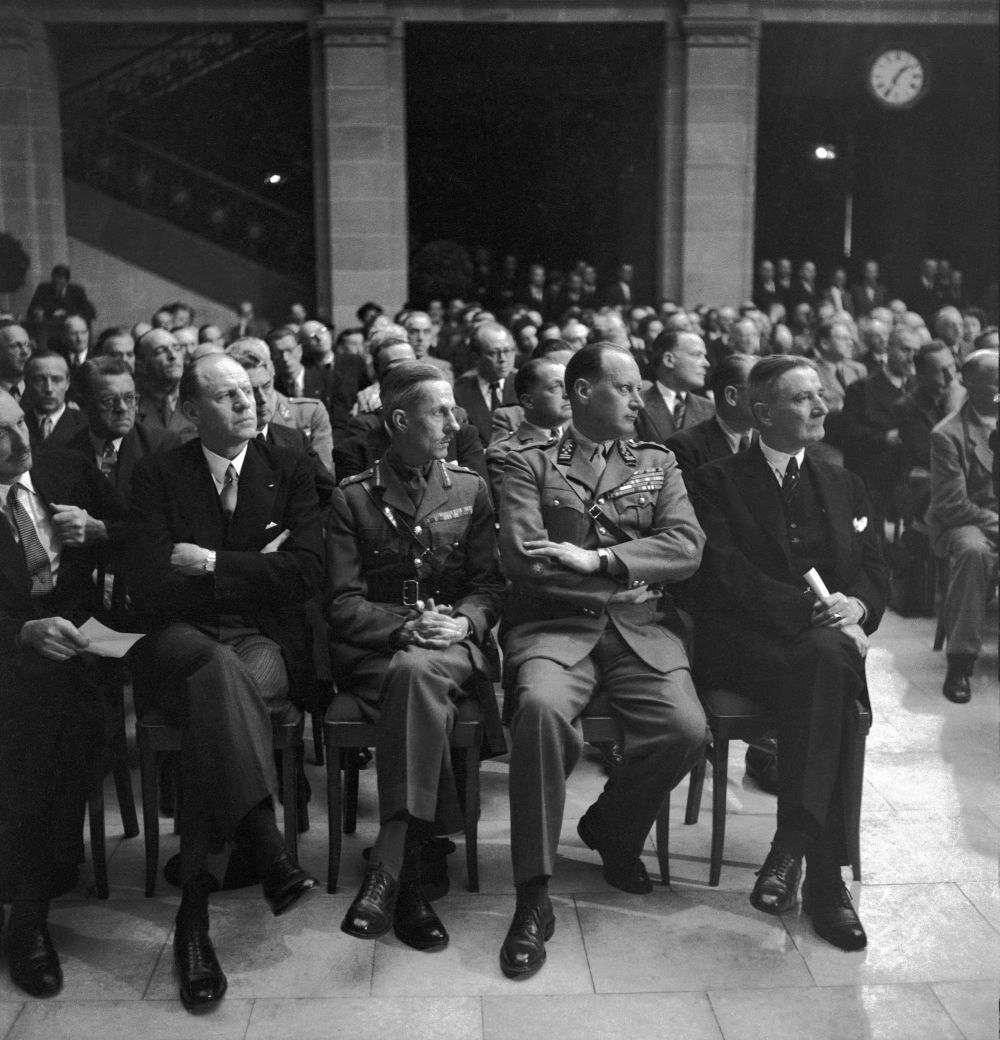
[177,443,226,546]
[640,388,673,441]
[806,457,852,576]
[379,462,417,518]
[0,517,30,598]
[733,448,791,565]
[230,442,278,546]
[964,407,994,477]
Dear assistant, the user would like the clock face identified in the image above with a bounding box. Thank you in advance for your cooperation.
[869,49,927,108]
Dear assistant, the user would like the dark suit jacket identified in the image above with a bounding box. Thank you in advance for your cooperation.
[687,446,888,696]
[601,282,633,309]
[634,386,716,446]
[312,353,369,437]
[126,438,325,702]
[26,281,96,323]
[135,393,198,443]
[335,410,487,486]
[894,388,949,471]
[25,406,88,451]
[277,366,336,415]
[226,317,269,344]
[663,416,738,484]
[65,422,179,507]
[848,282,889,318]
[264,423,337,510]
[453,372,519,447]
[842,370,908,489]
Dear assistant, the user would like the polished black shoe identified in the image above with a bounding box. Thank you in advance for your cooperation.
[341,865,398,940]
[749,847,802,915]
[260,852,318,917]
[393,881,449,951]
[499,897,555,979]
[943,655,974,703]
[174,916,227,1013]
[8,922,63,998]
[577,812,652,894]
[745,746,780,796]
[596,741,626,772]
[801,876,868,951]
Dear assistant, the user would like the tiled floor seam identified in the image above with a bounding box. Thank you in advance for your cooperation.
[1,1004,25,1040]
[571,894,600,996]
[956,881,1000,936]
[925,982,976,1040]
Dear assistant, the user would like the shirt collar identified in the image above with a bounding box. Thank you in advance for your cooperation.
[0,469,37,499]
[569,425,614,460]
[201,442,249,488]
[35,404,66,428]
[758,439,805,483]
[715,414,748,452]
[478,374,505,395]
[656,381,684,409]
[88,430,124,455]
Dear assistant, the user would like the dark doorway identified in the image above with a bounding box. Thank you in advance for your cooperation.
[756,24,998,303]
[405,23,663,299]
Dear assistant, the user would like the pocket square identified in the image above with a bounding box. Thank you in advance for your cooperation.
[853,516,868,533]
[265,521,278,530]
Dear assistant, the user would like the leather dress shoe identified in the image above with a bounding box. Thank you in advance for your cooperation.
[8,922,63,998]
[802,876,867,951]
[499,897,555,980]
[745,746,780,796]
[943,655,974,704]
[174,916,227,1013]
[341,865,398,940]
[260,852,318,917]
[596,741,626,772]
[393,881,449,951]
[578,812,652,894]
[749,847,802,915]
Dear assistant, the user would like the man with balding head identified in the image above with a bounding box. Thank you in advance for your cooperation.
[127,353,323,1012]
[452,322,519,447]
[134,328,197,442]
[0,322,33,402]
[634,330,714,445]
[927,349,998,703]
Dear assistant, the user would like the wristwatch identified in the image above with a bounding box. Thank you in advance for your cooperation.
[203,550,217,574]
[597,548,610,574]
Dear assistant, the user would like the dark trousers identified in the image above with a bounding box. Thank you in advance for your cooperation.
[507,628,707,884]
[134,623,292,863]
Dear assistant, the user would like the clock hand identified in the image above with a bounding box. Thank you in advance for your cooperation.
[890,64,916,89]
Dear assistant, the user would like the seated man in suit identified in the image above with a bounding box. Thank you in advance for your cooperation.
[926,349,998,703]
[127,354,323,1013]
[498,343,707,980]
[687,355,888,951]
[453,322,519,447]
[633,330,714,446]
[809,318,867,464]
[21,350,87,449]
[328,362,504,951]
[0,389,124,998]
[67,356,179,505]
[134,329,197,443]
[485,356,569,502]
[298,320,369,437]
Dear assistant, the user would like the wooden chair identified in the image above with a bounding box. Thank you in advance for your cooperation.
[581,693,673,885]
[324,692,483,894]
[136,710,304,897]
[684,688,871,886]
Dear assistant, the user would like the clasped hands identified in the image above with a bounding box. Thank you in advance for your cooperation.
[522,539,658,604]
[398,599,470,649]
[811,591,868,658]
[49,503,105,546]
[170,529,290,574]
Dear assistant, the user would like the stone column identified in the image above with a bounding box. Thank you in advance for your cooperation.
[0,13,69,316]
[655,21,686,304]
[311,14,408,330]
[666,14,760,307]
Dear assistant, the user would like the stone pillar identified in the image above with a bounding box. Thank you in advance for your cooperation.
[655,21,687,304]
[0,13,69,316]
[669,14,760,307]
[312,14,408,330]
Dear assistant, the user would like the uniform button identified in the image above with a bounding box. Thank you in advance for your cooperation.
[413,558,422,567]
[597,526,606,535]
[632,580,641,588]
[553,499,560,506]
[639,496,647,505]
[414,525,423,534]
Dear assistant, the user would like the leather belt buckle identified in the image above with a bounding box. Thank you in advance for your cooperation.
[402,579,422,606]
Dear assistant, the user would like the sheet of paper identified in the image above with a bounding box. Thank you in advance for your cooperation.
[802,568,831,602]
[78,616,145,659]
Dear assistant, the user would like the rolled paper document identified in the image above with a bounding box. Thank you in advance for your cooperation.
[802,567,831,602]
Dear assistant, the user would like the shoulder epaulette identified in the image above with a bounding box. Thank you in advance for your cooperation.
[509,440,553,454]
[338,469,373,487]
[289,395,323,405]
[626,439,670,454]
[443,461,478,475]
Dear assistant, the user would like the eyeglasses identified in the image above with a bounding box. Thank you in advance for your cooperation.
[95,393,136,411]
[483,349,515,360]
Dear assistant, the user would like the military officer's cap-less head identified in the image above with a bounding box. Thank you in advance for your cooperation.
[382,361,461,468]
[564,343,643,443]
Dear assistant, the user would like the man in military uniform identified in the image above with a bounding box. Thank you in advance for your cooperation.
[326,362,505,953]
[497,343,708,980]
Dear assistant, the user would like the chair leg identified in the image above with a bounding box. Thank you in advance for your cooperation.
[343,752,360,835]
[326,737,342,894]
[113,753,139,840]
[654,795,670,886]
[312,710,325,767]
[280,744,298,862]
[685,754,707,825]
[709,736,730,887]
[462,743,481,893]
[88,761,109,900]
[845,720,869,882]
[139,741,160,898]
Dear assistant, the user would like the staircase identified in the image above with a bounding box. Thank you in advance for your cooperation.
[60,26,314,294]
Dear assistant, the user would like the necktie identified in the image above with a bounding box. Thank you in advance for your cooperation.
[99,441,118,483]
[160,396,174,427]
[489,381,502,413]
[405,468,426,507]
[782,457,800,504]
[590,442,610,479]
[738,431,753,453]
[220,464,238,519]
[672,395,686,431]
[8,484,53,596]
[40,417,53,441]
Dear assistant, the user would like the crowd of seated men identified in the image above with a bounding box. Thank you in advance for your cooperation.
[0,250,994,1011]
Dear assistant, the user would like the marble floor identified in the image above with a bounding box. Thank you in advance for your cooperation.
[0,608,996,1040]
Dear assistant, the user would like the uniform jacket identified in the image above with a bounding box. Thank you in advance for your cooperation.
[634,385,716,445]
[270,391,334,473]
[126,438,324,698]
[485,419,559,503]
[926,401,998,542]
[136,393,198,443]
[499,432,705,676]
